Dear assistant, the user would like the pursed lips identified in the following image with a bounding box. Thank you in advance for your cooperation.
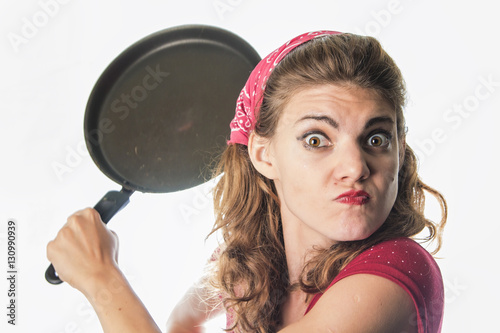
[334,190,371,205]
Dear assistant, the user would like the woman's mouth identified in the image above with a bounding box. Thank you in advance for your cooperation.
[335,190,370,206]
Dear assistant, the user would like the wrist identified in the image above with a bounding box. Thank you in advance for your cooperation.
[81,264,128,306]
[78,265,161,333]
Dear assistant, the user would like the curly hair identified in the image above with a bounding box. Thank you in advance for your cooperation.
[207,33,447,333]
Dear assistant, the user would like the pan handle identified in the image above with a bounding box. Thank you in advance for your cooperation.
[45,188,135,285]
[93,188,135,224]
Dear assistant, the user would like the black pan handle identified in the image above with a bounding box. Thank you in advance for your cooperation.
[93,188,135,224]
[45,188,135,285]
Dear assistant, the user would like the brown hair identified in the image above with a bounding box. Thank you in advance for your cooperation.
[208,33,447,333]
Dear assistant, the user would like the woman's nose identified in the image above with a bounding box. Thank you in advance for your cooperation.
[332,142,370,184]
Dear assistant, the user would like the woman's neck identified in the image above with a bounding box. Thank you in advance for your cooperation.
[279,215,336,328]
[281,214,336,284]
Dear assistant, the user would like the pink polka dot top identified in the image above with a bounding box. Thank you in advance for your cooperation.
[305,237,444,333]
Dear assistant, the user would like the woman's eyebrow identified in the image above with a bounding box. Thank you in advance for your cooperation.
[295,115,394,130]
[364,116,394,130]
[295,115,339,128]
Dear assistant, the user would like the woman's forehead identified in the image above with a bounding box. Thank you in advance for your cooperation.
[280,84,395,126]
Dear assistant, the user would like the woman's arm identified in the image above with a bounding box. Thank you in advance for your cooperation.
[278,274,418,333]
[84,266,162,333]
[165,282,225,333]
[47,208,161,333]
[166,246,226,332]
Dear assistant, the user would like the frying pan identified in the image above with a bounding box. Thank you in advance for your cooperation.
[46,25,261,284]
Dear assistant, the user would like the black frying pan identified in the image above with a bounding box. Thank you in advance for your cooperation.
[46,24,260,284]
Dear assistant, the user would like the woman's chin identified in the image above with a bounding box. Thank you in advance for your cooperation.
[330,220,382,243]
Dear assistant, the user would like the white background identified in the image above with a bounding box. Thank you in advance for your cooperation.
[1,0,498,332]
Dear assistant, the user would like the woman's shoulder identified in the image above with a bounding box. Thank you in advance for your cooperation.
[348,237,441,277]
[335,237,444,332]
[303,237,445,332]
[338,237,443,295]
[355,237,438,263]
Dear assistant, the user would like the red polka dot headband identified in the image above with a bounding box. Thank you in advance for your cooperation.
[228,30,341,146]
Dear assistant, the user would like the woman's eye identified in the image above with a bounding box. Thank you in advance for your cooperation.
[367,133,390,148]
[304,133,330,148]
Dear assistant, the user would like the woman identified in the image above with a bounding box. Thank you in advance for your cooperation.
[47,31,447,333]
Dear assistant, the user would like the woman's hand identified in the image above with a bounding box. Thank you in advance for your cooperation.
[46,207,119,295]
[47,208,162,333]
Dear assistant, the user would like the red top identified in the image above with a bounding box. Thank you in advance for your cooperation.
[304,237,444,333]
[224,237,443,332]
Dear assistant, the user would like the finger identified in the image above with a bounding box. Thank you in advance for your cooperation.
[84,207,104,223]
[46,240,55,261]
[69,207,101,226]
[65,208,103,242]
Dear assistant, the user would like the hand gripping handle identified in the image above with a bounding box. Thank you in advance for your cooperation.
[45,188,134,285]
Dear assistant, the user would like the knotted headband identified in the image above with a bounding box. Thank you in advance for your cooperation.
[228,30,342,146]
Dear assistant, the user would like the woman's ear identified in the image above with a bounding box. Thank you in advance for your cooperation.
[248,132,278,180]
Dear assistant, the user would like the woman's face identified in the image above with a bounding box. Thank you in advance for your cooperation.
[261,84,403,248]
